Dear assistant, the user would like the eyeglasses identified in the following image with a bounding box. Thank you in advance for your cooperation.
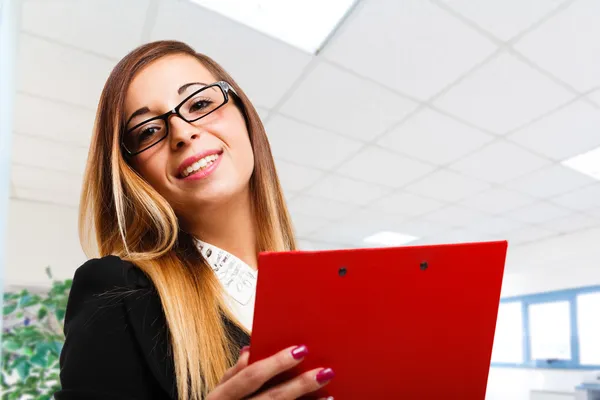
[121,81,238,156]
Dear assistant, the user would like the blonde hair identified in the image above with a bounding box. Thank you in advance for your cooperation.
[79,41,296,399]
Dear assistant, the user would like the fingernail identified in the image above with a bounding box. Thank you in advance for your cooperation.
[316,368,335,384]
[239,346,250,355]
[291,345,308,360]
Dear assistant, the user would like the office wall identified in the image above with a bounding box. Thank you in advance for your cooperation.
[486,228,600,400]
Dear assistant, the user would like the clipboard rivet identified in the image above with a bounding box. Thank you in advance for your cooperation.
[420,261,428,271]
[338,267,347,277]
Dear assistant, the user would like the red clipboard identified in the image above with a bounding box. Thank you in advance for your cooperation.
[249,241,507,399]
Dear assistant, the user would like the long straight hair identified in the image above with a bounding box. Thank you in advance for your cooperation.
[79,40,296,399]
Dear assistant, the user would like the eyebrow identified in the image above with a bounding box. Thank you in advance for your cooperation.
[126,82,207,126]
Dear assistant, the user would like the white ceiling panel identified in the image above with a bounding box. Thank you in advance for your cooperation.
[505,202,573,224]
[288,195,358,221]
[392,218,451,238]
[378,108,493,166]
[460,188,536,214]
[465,215,524,235]
[539,213,600,234]
[11,134,88,174]
[506,226,556,245]
[514,0,600,92]
[274,159,323,192]
[434,52,574,134]
[419,228,491,244]
[589,90,600,107]
[11,186,79,208]
[371,192,445,217]
[509,100,600,160]
[335,146,435,188]
[311,208,410,246]
[440,0,567,41]
[296,240,351,251]
[307,174,391,206]
[551,184,600,211]
[450,141,550,183]
[266,115,362,170]
[151,0,312,108]
[13,94,95,148]
[256,107,269,121]
[279,62,418,141]
[291,213,329,237]
[10,164,82,198]
[17,34,115,110]
[21,0,147,60]
[406,170,490,202]
[322,0,496,100]
[424,205,490,226]
[505,164,595,198]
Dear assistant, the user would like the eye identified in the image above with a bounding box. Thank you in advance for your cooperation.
[137,126,161,142]
[188,99,213,113]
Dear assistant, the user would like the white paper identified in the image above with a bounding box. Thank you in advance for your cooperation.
[529,301,571,361]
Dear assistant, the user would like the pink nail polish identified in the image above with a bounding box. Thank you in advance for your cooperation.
[239,346,250,355]
[316,368,335,384]
[291,345,308,360]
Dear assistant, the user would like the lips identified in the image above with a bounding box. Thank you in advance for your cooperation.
[177,149,223,178]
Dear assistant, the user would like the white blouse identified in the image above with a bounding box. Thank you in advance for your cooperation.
[194,239,257,331]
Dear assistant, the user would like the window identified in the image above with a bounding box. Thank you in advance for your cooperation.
[491,286,600,370]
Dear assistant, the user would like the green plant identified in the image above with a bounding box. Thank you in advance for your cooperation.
[1,267,71,400]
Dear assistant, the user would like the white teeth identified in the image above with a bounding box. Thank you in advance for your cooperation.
[182,154,219,177]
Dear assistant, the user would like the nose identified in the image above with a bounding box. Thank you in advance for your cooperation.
[168,114,202,151]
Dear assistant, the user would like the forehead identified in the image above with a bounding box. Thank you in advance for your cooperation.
[125,54,217,110]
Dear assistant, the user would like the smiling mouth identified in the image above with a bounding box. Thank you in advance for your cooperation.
[180,153,221,178]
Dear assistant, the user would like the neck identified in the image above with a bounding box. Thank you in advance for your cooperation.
[186,189,258,269]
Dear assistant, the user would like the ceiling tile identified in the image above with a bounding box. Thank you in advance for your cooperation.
[424,205,490,226]
[505,164,595,198]
[371,192,445,217]
[551,184,600,211]
[514,0,600,92]
[419,228,491,244]
[393,218,451,238]
[151,0,312,109]
[465,215,524,235]
[539,213,600,234]
[440,0,566,41]
[505,202,573,224]
[323,0,496,100]
[506,226,556,245]
[266,115,363,170]
[311,209,410,246]
[17,34,115,109]
[508,100,600,160]
[434,52,574,134]
[377,108,493,165]
[12,134,88,174]
[296,240,351,251]
[590,90,600,107]
[256,107,269,121]
[291,214,329,237]
[13,94,95,148]
[10,164,82,197]
[21,0,148,59]
[280,62,418,141]
[335,146,435,188]
[288,195,358,221]
[449,141,550,183]
[307,175,391,206]
[459,188,536,214]
[274,160,323,192]
[11,186,79,208]
[406,170,490,202]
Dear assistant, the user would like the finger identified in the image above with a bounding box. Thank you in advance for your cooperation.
[253,367,335,400]
[218,346,251,385]
[215,344,309,399]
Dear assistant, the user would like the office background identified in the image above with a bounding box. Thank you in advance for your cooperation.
[1,0,600,399]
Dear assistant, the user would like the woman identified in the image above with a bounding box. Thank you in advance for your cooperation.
[56,40,335,400]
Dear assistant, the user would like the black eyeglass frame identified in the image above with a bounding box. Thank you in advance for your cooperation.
[121,80,238,156]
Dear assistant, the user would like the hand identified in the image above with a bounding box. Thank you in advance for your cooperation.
[206,345,334,400]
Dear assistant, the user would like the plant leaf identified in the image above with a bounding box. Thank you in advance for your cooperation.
[3,304,17,315]
[14,358,30,381]
[2,339,21,352]
[37,307,48,320]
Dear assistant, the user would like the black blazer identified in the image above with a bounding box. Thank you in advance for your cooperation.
[55,255,250,400]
